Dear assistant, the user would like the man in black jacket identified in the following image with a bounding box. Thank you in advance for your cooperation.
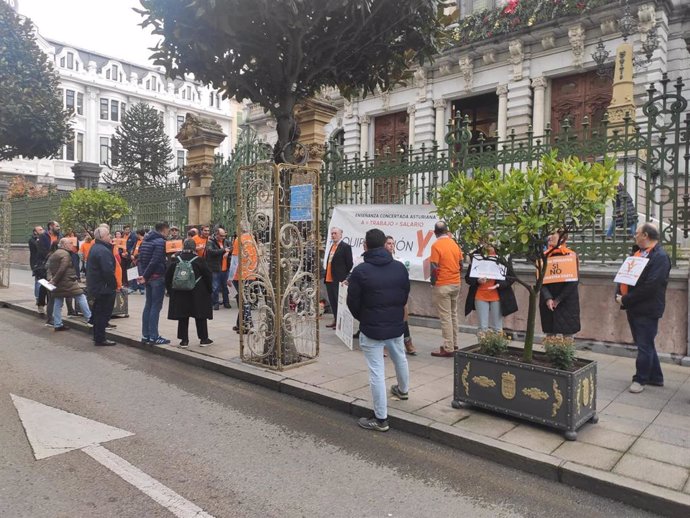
[85,226,117,346]
[324,227,353,328]
[206,227,232,310]
[347,229,410,432]
[28,225,47,313]
[616,222,671,393]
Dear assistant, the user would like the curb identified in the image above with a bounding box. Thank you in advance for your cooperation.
[2,300,689,517]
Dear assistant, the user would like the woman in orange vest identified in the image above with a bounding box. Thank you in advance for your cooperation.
[230,229,258,333]
[539,231,581,337]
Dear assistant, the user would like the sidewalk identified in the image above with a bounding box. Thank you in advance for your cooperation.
[3,267,690,515]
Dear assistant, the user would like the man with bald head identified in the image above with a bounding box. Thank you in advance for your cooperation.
[85,225,117,346]
[616,222,671,393]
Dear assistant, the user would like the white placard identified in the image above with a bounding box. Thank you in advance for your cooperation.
[325,204,438,282]
[469,256,507,280]
[227,282,238,299]
[126,267,139,280]
[614,256,650,286]
[335,283,358,350]
[38,279,56,291]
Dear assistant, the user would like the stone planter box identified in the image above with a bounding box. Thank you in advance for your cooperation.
[452,346,598,440]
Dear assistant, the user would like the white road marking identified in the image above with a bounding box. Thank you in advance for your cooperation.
[11,394,215,518]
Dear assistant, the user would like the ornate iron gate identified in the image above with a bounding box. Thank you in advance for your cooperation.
[0,201,10,288]
[237,161,320,370]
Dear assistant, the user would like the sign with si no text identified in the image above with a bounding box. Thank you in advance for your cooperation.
[614,256,649,286]
[166,240,183,253]
[542,255,578,285]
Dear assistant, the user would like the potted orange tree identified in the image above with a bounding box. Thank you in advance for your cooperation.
[435,151,618,439]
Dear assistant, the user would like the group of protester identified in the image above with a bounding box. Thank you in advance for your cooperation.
[29,216,671,432]
[335,220,670,432]
[29,220,259,348]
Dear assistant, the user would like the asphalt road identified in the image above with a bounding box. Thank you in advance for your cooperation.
[0,309,656,518]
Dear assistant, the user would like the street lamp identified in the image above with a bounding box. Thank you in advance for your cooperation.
[591,40,611,77]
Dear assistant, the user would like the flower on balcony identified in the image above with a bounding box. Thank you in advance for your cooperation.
[503,0,520,15]
[451,0,607,46]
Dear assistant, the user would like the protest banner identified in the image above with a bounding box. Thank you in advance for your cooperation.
[166,240,183,253]
[324,204,437,282]
[614,256,649,286]
[542,255,578,284]
[469,256,506,280]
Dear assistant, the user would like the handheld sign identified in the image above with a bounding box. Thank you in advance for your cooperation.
[614,256,649,286]
[113,238,127,251]
[335,282,358,350]
[126,266,139,280]
[469,256,506,281]
[38,279,56,291]
[542,254,578,284]
[166,240,183,254]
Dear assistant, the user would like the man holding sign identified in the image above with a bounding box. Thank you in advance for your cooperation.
[615,223,671,394]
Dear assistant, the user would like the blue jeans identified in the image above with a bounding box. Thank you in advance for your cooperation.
[142,277,166,339]
[475,299,503,332]
[359,333,409,420]
[628,313,664,385]
[53,293,92,328]
[212,270,230,305]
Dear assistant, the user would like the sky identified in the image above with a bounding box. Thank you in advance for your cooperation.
[18,0,161,67]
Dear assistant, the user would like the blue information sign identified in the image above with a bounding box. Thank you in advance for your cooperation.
[290,184,313,222]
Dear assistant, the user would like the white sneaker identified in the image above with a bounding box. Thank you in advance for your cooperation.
[37,306,45,315]
[629,382,644,393]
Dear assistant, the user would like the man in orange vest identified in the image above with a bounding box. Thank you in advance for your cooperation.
[429,221,464,357]
[193,225,210,258]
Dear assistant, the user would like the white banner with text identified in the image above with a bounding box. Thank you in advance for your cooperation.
[324,204,438,282]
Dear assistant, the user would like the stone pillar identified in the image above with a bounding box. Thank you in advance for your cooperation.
[531,77,548,137]
[414,100,436,149]
[433,99,446,149]
[359,115,370,158]
[71,162,102,189]
[506,79,532,136]
[0,179,8,200]
[497,84,508,142]
[177,114,226,226]
[407,105,417,148]
[295,99,338,169]
[607,42,636,129]
[86,87,100,163]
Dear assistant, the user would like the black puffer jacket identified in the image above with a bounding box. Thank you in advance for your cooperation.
[346,247,410,340]
[539,250,581,335]
[206,237,231,273]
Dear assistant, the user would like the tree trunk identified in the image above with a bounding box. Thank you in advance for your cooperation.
[523,287,538,362]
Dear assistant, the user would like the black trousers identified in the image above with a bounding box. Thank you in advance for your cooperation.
[628,313,664,385]
[92,293,116,343]
[235,280,253,328]
[46,293,55,323]
[325,281,339,320]
[177,318,208,341]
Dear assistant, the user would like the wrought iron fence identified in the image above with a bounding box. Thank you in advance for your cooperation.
[322,74,690,265]
[10,190,69,244]
[0,201,10,287]
[110,181,188,232]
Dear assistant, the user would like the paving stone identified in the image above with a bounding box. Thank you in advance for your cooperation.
[642,424,690,449]
[596,387,624,401]
[655,412,690,432]
[630,437,690,469]
[552,441,623,471]
[596,413,649,436]
[613,453,689,491]
[319,372,370,393]
[498,424,565,454]
[601,401,660,423]
[453,412,518,439]
[686,476,690,494]
[613,391,673,410]
[413,400,470,425]
[576,425,637,452]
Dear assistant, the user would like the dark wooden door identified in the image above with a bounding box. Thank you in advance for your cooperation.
[550,71,613,135]
[373,111,409,203]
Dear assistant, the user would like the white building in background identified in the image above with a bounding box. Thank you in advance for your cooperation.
[1,20,239,190]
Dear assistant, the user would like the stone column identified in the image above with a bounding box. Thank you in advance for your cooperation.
[86,86,99,163]
[607,42,636,130]
[71,162,103,189]
[413,100,436,149]
[295,99,338,169]
[176,114,227,226]
[359,115,370,158]
[497,84,508,142]
[506,79,532,136]
[531,77,548,138]
[433,99,446,149]
[407,105,417,148]
[0,179,8,200]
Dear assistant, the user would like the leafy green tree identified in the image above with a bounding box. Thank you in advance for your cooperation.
[435,152,619,361]
[59,189,131,237]
[103,102,174,187]
[138,0,447,161]
[0,2,70,161]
